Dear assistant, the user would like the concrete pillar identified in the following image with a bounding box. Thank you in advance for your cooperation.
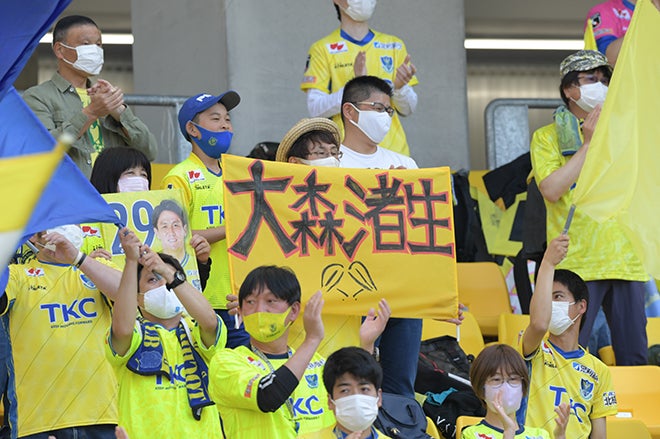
[132,0,469,169]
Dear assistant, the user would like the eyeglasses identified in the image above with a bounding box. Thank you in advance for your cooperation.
[307,148,343,159]
[486,375,523,388]
[577,74,610,86]
[353,101,395,117]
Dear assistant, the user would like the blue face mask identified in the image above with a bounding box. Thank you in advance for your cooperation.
[191,123,233,159]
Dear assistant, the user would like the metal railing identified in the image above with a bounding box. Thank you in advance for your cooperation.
[484,98,563,170]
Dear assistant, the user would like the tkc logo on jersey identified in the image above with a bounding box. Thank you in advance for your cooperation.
[327,41,348,54]
[40,297,97,323]
[25,267,44,277]
[290,395,324,417]
[549,385,587,423]
[188,170,205,183]
[201,204,225,225]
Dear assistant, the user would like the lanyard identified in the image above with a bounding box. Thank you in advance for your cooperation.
[250,344,298,432]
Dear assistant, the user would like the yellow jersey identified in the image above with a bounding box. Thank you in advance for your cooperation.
[521,339,617,438]
[530,123,647,281]
[162,153,230,308]
[209,346,335,439]
[105,316,225,439]
[4,261,118,436]
[301,28,418,156]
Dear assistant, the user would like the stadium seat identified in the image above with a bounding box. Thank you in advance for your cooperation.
[609,365,660,438]
[607,417,652,439]
[422,311,485,358]
[457,262,512,337]
[497,313,530,348]
[456,415,483,437]
[647,317,660,347]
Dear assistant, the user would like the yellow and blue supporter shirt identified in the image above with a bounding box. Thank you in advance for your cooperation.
[530,123,647,282]
[105,316,225,439]
[3,260,118,436]
[301,28,418,156]
[209,345,335,439]
[162,153,230,309]
[519,339,617,438]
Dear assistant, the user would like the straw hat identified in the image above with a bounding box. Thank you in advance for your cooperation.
[275,118,341,162]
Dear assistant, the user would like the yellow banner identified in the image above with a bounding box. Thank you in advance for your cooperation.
[94,189,202,290]
[573,0,660,277]
[223,155,458,319]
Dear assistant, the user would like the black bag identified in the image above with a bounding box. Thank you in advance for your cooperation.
[373,392,433,439]
[452,170,492,263]
[423,390,485,439]
[420,335,471,379]
[414,336,484,439]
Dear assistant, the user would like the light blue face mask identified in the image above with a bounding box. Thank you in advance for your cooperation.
[191,123,233,159]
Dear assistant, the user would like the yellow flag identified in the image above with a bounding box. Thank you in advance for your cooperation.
[0,143,66,266]
[223,155,458,319]
[572,0,660,277]
[583,18,598,51]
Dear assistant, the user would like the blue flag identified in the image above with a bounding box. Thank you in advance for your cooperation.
[0,0,120,253]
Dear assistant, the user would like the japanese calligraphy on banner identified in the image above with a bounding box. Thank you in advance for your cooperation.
[86,189,203,291]
[223,155,458,319]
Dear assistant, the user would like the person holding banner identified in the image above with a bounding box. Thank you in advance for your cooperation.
[87,147,212,292]
[338,75,421,398]
[209,265,390,438]
[22,15,157,179]
[105,228,225,439]
[529,50,648,365]
[163,90,249,349]
[0,229,122,438]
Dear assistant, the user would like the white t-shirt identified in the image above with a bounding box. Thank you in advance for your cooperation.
[339,144,418,169]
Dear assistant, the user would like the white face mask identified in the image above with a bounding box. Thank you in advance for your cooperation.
[342,0,377,22]
[61,43,104,75]
[299,156,340,167]
[549,301,579,335]
[574,82,608,112]
[349,104,392,144]
[333,394,379,432]
[47,224,84,251]
[142,284,185,319]
[484,381,523,415]
[117,175,150,193]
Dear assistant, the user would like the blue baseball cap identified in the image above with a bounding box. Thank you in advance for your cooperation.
[178,91,241,140]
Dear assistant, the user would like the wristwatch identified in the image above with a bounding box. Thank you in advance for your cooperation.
[166,270,186,290]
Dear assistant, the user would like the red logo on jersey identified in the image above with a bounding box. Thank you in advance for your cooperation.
[81,225,100,237]
[25,267,44,277]
[477,434,494,439]
[187,170,205,183]
[327,41,348,54]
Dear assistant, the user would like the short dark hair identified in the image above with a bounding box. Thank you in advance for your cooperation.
[323,347,383,394]
[137,252,184,290]
[287,130,339,160]
[90,147,152,194]
[341,76,393,124]
[238,266,301,306]
[554,269,588,330]
[53,15,99,44]
[151,199,188,230]
[559,66,612,106]
[469,344,530,407]
[247,142,279,161]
